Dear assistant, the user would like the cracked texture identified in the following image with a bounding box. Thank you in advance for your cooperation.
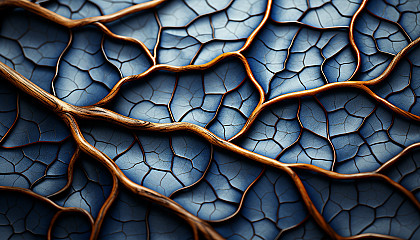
[0,0,420,239]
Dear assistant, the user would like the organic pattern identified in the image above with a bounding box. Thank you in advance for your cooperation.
[0,0,420,239]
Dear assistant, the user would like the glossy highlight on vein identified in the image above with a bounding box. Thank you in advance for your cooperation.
[0,0,419,239]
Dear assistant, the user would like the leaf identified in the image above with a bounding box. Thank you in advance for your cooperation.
[239,88,420,173]
[271,0,362,28]
[246,22,356,99]
[51,211,92,240]
[299,170,420,239]
[41,0,152,17]
[105,8,159,55]
[53,154,113,218]
[0,189,57,239]
[111,57,259,140]
[155,0,267,65]
[279,217,330,240]
[214,168,307,239]
[366,0,420,40]
[1,1,420,239]
[0,79,17,143]
[370,44,420,116]
[103,37,152,77]
[354,9,410,81]
[81,121,211,197]
[54,26,121,106]
[99,188,194,240]
[173,148,263,221]
[0,9,69,92]
[41,0,102,19]
[383,149,420,202]
[0,79,75,196]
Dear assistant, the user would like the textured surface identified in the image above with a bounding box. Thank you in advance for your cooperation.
[0,0,420,239]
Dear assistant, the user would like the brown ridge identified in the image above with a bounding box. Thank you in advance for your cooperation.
[1,1,420,239]
[93,22,155,64]
[1,60,418,239]
[0,0,167,28]
[89,167,119,240]
[61,113,224,240]
[47,148,80,198]
[0,186,94,239]
[347,0,368,81]
[239,0,273,52]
